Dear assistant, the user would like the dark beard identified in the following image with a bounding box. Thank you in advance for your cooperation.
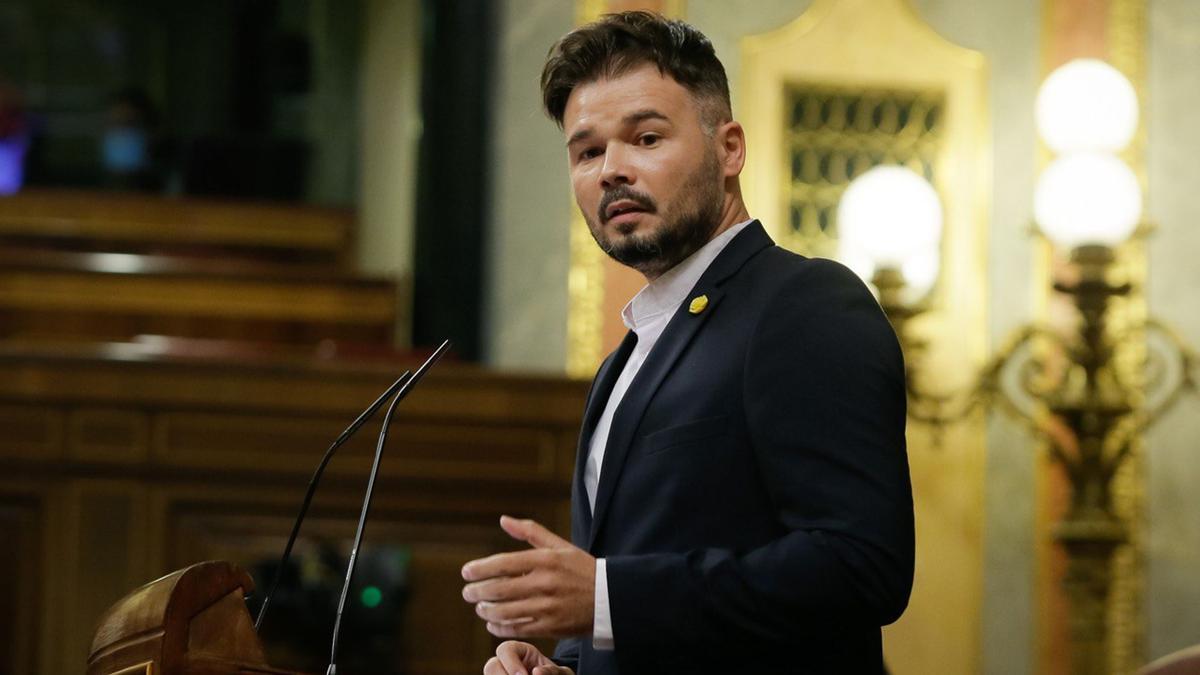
[588,150,723,278]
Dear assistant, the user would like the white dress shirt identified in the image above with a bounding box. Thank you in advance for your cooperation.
[585,218,752,650]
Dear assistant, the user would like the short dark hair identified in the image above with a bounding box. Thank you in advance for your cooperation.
[540,11,731,131]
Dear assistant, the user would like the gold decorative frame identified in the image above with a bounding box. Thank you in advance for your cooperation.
[740,1,990,672]
[1103,1,1147,671]
[779,84,947,259]
[1099,1,1147,667]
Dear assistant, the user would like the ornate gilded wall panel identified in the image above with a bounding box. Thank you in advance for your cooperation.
[782,84,946,258]
[1104,2,1148,670]
[742,1,990,673]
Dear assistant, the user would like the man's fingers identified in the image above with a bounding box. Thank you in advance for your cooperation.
[531,667,574,675]
[462,549,541,582]
[464,576,519,603]
[483,656,508,675]
[495,640,530,675]
[490,640,554,675]
[481,607,535,627]
[486,615,570,640]
[485,607,548,638]
[500,515,570,549]
[488,620,528,639]
[464,568,554,603]
[476,597,545,624]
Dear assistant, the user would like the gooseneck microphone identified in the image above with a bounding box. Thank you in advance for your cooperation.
[326,339,451,675]
[255,369,414,631]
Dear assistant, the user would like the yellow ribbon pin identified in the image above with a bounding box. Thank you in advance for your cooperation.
[688,294,709,315]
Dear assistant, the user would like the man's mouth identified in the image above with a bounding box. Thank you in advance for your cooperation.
[603,199,651,223]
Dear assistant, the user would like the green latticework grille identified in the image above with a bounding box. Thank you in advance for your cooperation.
[784,85,945,258]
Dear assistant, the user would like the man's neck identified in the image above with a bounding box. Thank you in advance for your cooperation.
[640,196,751,283]
[707,195,751,243]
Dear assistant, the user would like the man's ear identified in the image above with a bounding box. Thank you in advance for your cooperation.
[715,120,747,178]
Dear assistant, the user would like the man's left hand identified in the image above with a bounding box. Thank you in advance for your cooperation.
[462,515,595,639]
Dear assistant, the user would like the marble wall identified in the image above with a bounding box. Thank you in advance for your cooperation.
[1146,0,1200,662]
[898,4,1041,673]
[357,0,423,343]
[483,0,576,371]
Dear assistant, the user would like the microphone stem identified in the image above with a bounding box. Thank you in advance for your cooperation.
[328,384,404,671]
[255,370,413,632]
[325,338,449,674]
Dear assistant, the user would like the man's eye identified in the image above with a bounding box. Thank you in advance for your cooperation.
[638,134,661,146]
[579,147,602,161]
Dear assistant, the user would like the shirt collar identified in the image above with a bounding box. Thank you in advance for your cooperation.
[621,218,754,332]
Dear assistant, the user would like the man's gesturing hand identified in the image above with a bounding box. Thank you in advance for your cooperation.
[462,515,595,639]
[484,641,574,675]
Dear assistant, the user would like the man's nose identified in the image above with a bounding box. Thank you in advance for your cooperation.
[599,144,634,189]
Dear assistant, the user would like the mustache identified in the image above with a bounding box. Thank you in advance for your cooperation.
[598,186,657,224]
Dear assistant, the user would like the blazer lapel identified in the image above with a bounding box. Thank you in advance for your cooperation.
[586,221,774,550]
[571,330,637,543]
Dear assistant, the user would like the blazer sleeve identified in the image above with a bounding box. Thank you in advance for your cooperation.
[604,258,914,662]
[551,637,580,671]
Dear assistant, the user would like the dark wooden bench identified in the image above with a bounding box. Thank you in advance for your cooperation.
[0,247,398,345]
[0,189,354,264]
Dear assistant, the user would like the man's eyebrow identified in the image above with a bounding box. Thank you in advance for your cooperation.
[567,127,594,146]
[566,109,671,146]
[624,109,670,125]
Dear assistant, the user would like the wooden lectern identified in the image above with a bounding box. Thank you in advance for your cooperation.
[87,561,309,675]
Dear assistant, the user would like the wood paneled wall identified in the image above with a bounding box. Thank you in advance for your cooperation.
[0,343,587,675]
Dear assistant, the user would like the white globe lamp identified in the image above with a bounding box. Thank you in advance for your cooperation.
[1036,59,1139,154]
[1034,152,1142,250]
[837,165,943,301]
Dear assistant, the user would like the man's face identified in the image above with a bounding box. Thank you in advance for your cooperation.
[562,64,725,279]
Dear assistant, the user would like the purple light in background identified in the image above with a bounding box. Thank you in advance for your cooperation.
[0,136,27,195]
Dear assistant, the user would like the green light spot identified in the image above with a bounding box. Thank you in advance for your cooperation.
[360,586,383,608]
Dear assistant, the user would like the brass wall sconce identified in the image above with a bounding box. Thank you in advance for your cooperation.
[840,59,1200,674]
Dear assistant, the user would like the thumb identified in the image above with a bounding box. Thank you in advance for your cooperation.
[500,515,570,549]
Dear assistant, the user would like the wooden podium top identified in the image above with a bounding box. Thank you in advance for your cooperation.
[88,561,308,675]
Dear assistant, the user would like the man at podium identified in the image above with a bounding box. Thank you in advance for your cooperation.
[461,11,914,674]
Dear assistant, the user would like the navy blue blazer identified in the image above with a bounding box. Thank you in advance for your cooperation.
[553,221,914,674]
